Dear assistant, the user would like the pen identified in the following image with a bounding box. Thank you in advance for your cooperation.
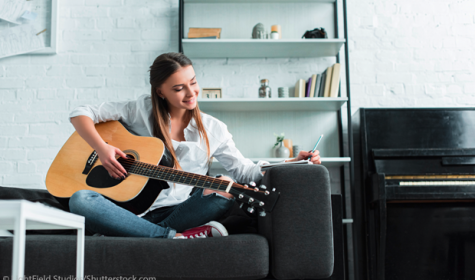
[308,134,324,160]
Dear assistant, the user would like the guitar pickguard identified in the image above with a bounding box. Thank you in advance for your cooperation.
[86,165,123,188]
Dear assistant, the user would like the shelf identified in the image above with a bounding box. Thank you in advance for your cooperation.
[319,157,351,167]
[182,39,346,58]
[211,157,351,168]
[185,0,335,3]
[198,97,347,112]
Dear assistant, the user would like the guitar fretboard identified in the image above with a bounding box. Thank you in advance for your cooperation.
[119,158,230,191]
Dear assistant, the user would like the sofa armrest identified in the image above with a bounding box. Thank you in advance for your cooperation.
[258,164,334,279]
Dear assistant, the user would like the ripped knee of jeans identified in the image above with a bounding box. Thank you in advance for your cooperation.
[202,190,234,201]
[214,192,233,200]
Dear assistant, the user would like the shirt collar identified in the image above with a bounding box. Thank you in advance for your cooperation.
[168,113,198,141]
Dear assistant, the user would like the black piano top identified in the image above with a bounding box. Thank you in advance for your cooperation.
[356,108,475,175]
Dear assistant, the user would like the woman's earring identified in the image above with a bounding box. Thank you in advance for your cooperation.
[161,97,165,100]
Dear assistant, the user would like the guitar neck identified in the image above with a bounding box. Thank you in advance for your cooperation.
[119,158,233,192]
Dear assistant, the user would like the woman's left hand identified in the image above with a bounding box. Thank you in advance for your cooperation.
[293,150,321,165]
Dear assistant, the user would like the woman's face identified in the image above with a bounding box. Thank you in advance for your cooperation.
[157,65,200,112]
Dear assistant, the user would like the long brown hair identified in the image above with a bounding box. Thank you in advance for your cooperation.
[149,52,210,169]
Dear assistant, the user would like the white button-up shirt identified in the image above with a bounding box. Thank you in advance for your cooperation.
[69,94,266,214]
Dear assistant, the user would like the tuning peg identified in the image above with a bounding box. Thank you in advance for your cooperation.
[249,181,256,187]
[259,201,265,207]
[254,187,259,192]
[238,194,244,199]
[260,185,267,190]
[247,207,255,214]
[272,188,276,192]
[264,191,270,196]
[239,203,244,208]
[248,198,254,203]
[258,210,267,217]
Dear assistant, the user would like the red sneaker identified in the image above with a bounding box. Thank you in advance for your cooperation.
[177,221,228,239]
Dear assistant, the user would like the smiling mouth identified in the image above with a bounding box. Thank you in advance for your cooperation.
[184,99,195,103]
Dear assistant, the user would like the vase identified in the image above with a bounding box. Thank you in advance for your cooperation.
[292,145,300,157]
[274,142,290,158]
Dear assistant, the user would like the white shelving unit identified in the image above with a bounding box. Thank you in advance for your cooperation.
[198,98,348,112]
[185,0,335,3]
[182,39,346,58]
[179,0,351,167]
[211,157,351,168]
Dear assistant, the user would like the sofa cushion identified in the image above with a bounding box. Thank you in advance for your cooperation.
[0,186,68,211]
[0,234,269,279]
[0,186,258,235]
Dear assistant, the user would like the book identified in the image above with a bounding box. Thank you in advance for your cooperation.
[188,33,220,39]
[188,28,221,39]
[306,77,312,97]
[318,70,327,97]
[294,79,306,98]
[323,65,334,97]
[299,79,306,97]
[293,80,299,97]
[260,159,311,171]
[188,28,221,34]
[188,36,218,39]
[314,74,322,97]
[309,74,317,98]
[294,79,300,97]
[329,63,341,98]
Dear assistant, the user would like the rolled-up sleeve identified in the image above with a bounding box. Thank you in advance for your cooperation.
[69,99,137,125]
[212,127,268,184]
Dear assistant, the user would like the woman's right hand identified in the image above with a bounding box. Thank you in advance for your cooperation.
[96,143,128,180]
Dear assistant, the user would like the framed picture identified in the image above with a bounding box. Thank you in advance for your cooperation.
[202,88,222,98]
[30,0,59,54]
[0,0,59,58]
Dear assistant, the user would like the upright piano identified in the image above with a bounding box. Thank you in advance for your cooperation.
[352,108,475,280]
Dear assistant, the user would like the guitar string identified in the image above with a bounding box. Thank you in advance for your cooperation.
[125,161,249,201]
[115,157,257,192]
[132,160,222,191]
[118,158,257,192]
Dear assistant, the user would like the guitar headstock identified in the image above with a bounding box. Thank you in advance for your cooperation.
[229,182,280,216]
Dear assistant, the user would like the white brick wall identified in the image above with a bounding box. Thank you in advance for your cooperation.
[348,0,475,108]
[1,0,474,188]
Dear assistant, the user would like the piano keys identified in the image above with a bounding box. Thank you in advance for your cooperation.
[398,181,475,186]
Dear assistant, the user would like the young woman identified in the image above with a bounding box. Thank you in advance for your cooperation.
[68,52,321,239]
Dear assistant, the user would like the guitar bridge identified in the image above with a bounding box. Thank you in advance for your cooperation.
[82,150,100,175]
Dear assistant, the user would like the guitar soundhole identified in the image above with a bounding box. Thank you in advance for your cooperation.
[123,150,139,161]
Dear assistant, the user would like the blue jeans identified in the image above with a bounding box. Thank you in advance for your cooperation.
[69,188,235,239]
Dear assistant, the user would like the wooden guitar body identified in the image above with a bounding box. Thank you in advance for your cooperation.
[46,121,170,214]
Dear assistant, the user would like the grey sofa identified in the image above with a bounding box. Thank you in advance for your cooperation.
[0,165,334,279]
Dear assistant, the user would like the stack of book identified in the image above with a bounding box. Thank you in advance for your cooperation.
[293,63,341,98]
[188,28,221,39]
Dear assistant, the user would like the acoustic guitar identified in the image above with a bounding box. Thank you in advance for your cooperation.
[46,121,279,215]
